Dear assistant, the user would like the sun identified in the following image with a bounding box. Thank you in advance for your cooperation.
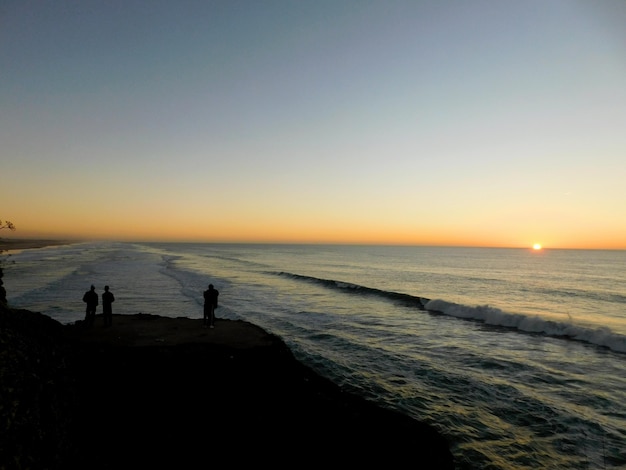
[533,243,542,250]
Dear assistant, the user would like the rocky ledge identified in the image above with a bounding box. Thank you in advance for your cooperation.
[0,306,454,469]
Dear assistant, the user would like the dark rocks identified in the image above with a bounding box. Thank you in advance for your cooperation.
[0,307,78,469]
[1,308,455,469]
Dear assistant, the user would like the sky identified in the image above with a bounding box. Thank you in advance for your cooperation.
[2,0,625,249]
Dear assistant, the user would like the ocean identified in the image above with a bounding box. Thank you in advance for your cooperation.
[3,242,625,469]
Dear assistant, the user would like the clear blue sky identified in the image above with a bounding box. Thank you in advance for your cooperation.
[2,0,625,248]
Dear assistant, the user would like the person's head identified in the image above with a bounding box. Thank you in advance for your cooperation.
[104,285,109,291]
[209,284,214,289]
[90,285,95,290]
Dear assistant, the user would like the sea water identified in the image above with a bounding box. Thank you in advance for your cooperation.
[3,242,626,469]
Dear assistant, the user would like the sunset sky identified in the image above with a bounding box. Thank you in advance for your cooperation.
[2,1,625,249]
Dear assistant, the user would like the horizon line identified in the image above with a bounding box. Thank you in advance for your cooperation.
[1,236,624,251]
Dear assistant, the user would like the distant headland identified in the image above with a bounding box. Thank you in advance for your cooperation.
[0,238,76,251]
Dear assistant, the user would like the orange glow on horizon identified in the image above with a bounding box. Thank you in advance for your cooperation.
[4,208,625,250]
[4,224,626,250]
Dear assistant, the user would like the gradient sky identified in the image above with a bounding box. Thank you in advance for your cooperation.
[2,1,625,248]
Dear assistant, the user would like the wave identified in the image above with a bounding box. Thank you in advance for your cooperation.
[275,272,429,309]
[425,299,626,354]
[276,271,626,354]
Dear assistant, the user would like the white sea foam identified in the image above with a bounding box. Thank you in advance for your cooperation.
[424,298,626,353]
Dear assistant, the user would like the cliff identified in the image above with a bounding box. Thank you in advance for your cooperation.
[0,306,454,469]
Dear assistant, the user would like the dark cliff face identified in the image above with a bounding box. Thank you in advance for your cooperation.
[1,307,455,469]
[0,306,78,469]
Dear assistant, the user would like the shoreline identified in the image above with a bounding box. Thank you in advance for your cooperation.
[1,307,455,468]
[0,238,77,252]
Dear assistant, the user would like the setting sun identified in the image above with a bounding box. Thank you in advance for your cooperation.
[533,243,542,250]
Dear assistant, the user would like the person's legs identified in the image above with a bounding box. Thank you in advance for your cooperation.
[86,308,95,326]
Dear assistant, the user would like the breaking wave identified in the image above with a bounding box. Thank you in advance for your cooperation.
[425,299,626,353]
[277,271,626,354]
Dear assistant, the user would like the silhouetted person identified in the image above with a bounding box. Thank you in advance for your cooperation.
[203,283,219,328]
[83,285,98,326]
[102,285,115,327]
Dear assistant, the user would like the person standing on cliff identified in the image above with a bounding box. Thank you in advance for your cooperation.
[83,285,98,326]
[203,283,219,328]
[102,285,115,327]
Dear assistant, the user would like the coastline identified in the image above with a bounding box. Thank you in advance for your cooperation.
[1,307,455,469]
[0,238,76,252]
